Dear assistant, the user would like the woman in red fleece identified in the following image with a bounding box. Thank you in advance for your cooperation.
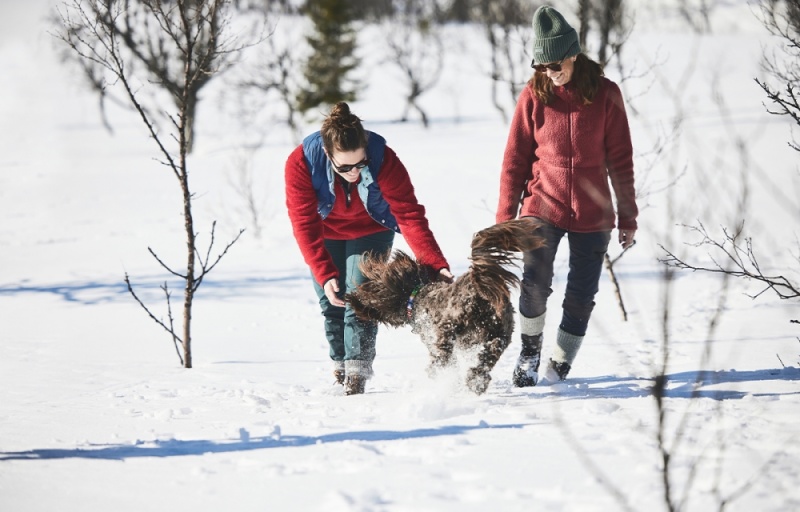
[497,6,638,386]
[285,102,452,395]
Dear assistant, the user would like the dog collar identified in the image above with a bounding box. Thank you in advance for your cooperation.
[406,285,422,319]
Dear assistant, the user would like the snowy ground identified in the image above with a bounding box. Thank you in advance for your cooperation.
[1,1,799,511]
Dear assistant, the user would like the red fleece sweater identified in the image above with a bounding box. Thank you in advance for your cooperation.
[497,77,638,232]
[285,144,449,285]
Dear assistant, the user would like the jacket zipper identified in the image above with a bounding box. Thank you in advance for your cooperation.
[339,176,352,208]
[567,94,574,230]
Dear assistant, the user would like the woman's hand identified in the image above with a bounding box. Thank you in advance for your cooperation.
[438,268,455,283]
[619,229,636,250]
[324,278,345,307]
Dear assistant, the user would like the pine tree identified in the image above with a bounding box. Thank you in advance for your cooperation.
[297,0,360,114]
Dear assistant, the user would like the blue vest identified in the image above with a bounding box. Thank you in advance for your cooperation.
[302,131,400,233]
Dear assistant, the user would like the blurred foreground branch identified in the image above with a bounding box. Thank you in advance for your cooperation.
[660,222,799,303]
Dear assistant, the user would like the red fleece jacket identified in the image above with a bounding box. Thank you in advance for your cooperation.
[285,144,449,286]
[497,77,638,232]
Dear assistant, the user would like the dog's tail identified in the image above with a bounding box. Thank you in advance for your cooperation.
[467,217,546,312]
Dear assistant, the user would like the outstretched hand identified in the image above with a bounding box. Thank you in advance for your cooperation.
[438,268,455,284]
[324,278,345,307]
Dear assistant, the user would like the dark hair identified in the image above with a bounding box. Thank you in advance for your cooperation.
[320,102,368,155]
[529,53,604,105]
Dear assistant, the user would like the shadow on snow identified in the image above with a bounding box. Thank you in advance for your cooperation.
[0,273,310,305]
[0,423,527,461]
[509,367,800,401]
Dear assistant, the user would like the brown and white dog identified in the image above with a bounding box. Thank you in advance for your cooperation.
[346,218,545,394]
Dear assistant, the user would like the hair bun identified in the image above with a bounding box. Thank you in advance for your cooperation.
[330,101,351,118]
[321,101,366,153]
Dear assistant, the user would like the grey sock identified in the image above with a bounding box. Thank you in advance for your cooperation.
[551,328,584,365]
[520,312,546,337]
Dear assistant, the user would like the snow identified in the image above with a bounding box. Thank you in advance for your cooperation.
[1,1,799,511]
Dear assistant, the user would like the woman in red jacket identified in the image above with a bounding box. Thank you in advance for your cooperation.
[497,6,638,386]
[285,102,453,395]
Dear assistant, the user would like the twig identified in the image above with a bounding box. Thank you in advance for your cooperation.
[659,222,800,300]
[552,405,637,512]
[124,273,184,365]
[160,281,184,365]
[605,240,636,321]
[193,226,245,291]
[605,253,628,321]
[148,247,186,279]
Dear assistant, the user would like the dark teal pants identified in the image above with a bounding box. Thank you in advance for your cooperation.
[312,230,395,363]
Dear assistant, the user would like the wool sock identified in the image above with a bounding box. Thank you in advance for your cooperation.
[520,312,546,337]
[551,328,584,365]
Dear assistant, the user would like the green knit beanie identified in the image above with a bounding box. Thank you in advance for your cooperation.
[531,5,581,64]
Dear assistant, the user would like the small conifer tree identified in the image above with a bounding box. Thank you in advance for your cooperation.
[296,0,360,113]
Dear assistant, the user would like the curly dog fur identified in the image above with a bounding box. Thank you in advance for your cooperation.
[346,218,545,394]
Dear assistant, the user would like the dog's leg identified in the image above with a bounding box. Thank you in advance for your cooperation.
[425,335,454,378]
[465,335,512,395]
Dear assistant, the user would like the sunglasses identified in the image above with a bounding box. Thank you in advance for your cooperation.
[330,156,369,174]
[531,41,577,73]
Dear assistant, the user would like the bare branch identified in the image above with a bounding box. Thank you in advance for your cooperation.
[124,273,184,365]
[384,2,445,127]
[603,240,637,322]
[660,223,800,301]
[147,247,186,279]
[194,226,246,291]
[160,281,185,365]
[553,405,637,512]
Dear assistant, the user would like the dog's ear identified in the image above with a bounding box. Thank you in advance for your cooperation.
[358,248,392,279]
[362,249,391,264]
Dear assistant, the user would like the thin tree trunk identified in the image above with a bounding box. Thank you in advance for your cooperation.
[180,90,195,368]
[182,172,195,368]
[578,0,590,49]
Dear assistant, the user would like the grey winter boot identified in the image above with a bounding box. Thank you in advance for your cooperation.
[512,313,546,387]
[543,328,584,382]
[333,361,345,385]
[344,360,372,395]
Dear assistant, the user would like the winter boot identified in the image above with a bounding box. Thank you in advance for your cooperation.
[344,375,366,395]
[512,334,543,387]
[344,359,371,395]
[544,328,584,382]
[333,361,345,385]
[512,313,546,387]
[544,359,572,382]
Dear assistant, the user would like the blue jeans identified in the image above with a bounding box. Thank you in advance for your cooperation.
[312,230,395,363]
[519,218,611,337]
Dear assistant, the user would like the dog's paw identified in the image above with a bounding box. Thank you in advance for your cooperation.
[466,371,491,395]
[426,358,453,379]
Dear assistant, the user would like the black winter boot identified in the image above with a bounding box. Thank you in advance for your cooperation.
[544,358,571,382]
[512,333,543,387]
